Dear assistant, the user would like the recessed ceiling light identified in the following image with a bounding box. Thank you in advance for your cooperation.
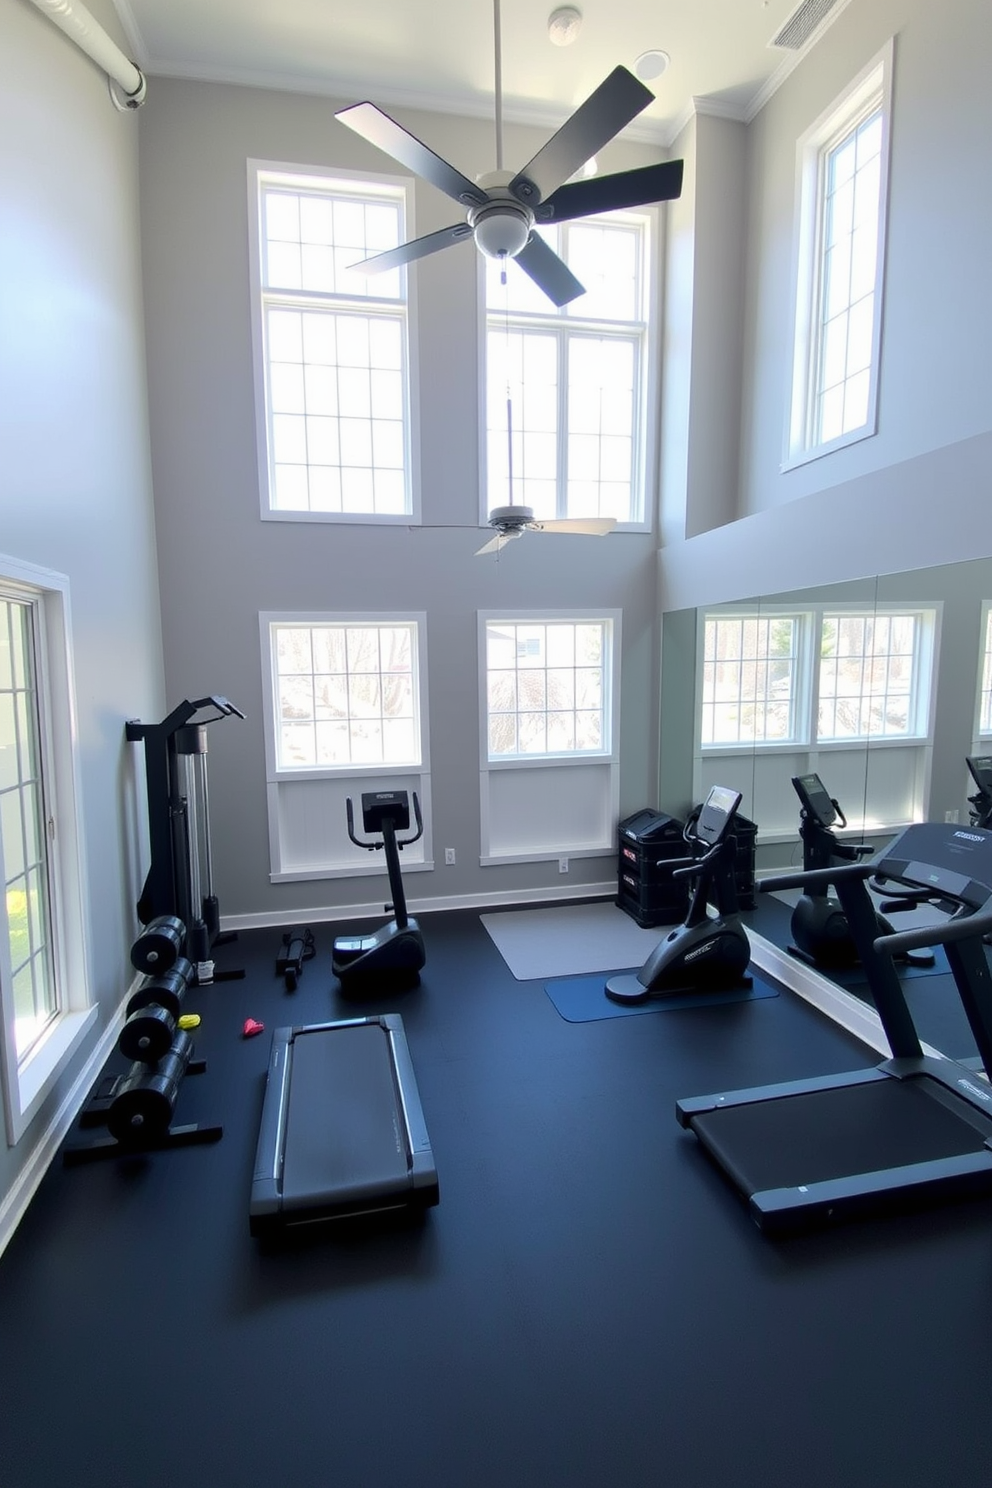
[548,7,583,47]
[634,49,670,82]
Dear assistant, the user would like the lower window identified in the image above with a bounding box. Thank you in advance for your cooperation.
[479,611,621,864]
[260,612,431,880]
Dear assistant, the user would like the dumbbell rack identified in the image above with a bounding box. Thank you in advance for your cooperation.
[63,917,222,1166]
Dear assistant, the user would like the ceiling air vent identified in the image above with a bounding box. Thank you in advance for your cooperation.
[771,0,840,50]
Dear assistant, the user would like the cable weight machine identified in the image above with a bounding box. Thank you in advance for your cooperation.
[126,696,245,982]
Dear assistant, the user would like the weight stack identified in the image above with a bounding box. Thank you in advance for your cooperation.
[615,809,691,928]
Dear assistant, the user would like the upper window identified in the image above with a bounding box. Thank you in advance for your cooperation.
[485,215,653,526]
[249,164,416,522]
[264,617,423,774]
[786,43,893,467]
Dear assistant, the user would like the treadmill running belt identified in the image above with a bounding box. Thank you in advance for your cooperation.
[690,1078,990,1197]
[281,1023,409,1208]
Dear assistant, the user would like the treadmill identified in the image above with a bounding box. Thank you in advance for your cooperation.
[250,1014,439,1237]
[676,821,992,1236]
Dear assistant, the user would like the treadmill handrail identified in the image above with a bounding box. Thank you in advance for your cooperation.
[759,860,874,895]
[873,902,992,955]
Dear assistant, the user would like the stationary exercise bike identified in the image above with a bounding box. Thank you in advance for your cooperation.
[331,790,426,992]
[787,773,932,969]
[606,785,751,1004]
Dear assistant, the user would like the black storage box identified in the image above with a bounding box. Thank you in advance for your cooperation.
[615,809,691,928]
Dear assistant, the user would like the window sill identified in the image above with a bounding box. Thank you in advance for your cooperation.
[7,1005,98,1147]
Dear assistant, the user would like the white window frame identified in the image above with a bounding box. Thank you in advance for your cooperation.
[975,603,992,740]
[696,600,939,840]
[815,605,937,745]
[478,610,621,866]
[0,556,94,1146]
[697,607,814,753]
[480,211,657,531]
[259,611,432,881]
[784,40,893,470]
[248,160,421,526]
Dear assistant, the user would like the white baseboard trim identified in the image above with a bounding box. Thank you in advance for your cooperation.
[748,932,944,1061]
[0,981,137,1263]
[221,880,618,933]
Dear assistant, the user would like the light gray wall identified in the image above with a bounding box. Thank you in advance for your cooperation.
[138,78,668,918]
[0,0,163,1199]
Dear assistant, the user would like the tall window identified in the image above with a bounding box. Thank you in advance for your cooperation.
[701,613,804,746]
[485,215,653,525]
[786,44,892,465]
[976,607,992,737]
[0,598,55,1061]
[0,560,92,1145]
[485,619,611,759]
[250,164,414,521]
[267,619,422,772]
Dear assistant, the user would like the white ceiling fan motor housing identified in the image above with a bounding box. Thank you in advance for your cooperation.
[470,171,535,259]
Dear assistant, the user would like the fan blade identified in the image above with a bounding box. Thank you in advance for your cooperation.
[350,223,474,274]
[508,67,653,208]
[335,102,488,207]
[531,518,617,535]
[475,529,524,556]
[535,159,684,224]
[515,234,585,307]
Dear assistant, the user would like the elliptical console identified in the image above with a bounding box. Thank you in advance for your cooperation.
[606,785,751,1004]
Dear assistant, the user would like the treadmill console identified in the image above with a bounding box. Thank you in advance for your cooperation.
[695,785,742,849]
[874,821,992,911]
[792,772,837,829]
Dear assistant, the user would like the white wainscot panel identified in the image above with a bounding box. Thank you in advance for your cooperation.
[270,773,428,877]
[484,763,613,860]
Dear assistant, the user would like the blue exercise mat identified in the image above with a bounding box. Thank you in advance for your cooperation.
[821,944,952,989]
[544,969,780,1024]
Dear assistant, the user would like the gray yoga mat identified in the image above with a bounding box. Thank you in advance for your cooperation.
[481,901,677,981]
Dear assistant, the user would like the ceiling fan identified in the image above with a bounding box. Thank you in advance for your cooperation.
[336,0,684,554]
[334,0,684,308]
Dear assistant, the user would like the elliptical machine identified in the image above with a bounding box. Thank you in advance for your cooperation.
[606,785,751,1004]
[966,756,992,829]
[332,790,426,992]
[787,772,932,969]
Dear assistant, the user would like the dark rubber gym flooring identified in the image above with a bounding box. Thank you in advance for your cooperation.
[746,890,989,1062]
[2,910,992,1488]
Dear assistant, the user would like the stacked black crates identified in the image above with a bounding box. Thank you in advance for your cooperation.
[728,814,758,910]
[616,810,691,928]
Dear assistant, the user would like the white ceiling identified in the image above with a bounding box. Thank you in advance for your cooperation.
[114,0,851,146]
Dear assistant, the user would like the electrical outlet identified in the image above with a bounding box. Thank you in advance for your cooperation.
[945,809,960,823]
[559,856,569,873]
[444,847,456,865]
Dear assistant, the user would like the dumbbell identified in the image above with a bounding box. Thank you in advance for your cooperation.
[106,1029,193,1147]
[130,915,186,975]
[119,958,194,1064]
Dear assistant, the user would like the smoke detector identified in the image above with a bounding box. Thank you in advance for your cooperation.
[548,7,583,47]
